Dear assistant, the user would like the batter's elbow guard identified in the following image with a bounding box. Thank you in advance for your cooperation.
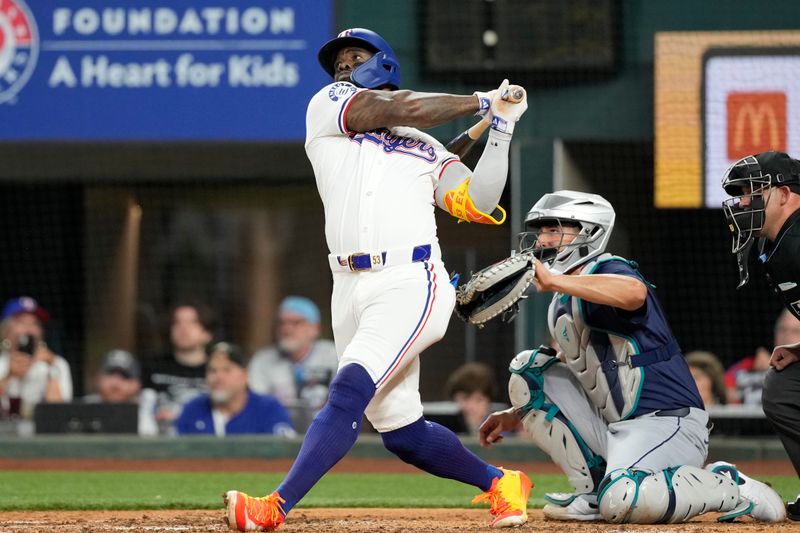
[443,179,506,225]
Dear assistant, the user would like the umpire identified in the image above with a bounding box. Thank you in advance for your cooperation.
[722,150,800,520]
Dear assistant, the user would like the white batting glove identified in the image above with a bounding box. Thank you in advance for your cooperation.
[473,89,496,121]
[490,79,528,136]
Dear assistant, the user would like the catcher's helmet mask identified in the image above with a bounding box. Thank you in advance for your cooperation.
[317,28,401,90]
[518,218,582,265]
[517,191,615,275]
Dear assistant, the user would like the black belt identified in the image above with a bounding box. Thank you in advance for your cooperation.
[655,406,713,429]
[655,407,690,417]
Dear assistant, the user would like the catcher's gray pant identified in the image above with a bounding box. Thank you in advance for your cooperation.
[539,362,709,481]
[515,356,747,523]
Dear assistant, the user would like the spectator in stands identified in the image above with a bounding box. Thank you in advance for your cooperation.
[176,342,295,436]
[0,297,72,419]
[248,296,338,414]
[444,362,497,435]
[83,349,158,436]
[142,301,215,433]
[726,309,800,405]
[685,351,728,407]
[88,349,142,404]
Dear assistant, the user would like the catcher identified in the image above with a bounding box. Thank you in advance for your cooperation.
[458,190,786,524]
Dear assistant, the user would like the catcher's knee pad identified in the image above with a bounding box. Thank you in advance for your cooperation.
[509,347,606,495]
[508,346,559,412]
[597,465,740,524]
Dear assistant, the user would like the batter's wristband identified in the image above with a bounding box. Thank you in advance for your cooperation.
[491,115,514,136]
[473,92,492,117]
[446,130,478,159]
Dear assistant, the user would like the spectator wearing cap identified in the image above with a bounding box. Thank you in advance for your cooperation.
[248,296,338,421]
[83,350,158,436]
[0,297,72,419]
[86,350,142,404]
[175,342,295,436]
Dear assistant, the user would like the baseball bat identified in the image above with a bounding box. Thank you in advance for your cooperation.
[446,86,525,157]
[503,87,525,103]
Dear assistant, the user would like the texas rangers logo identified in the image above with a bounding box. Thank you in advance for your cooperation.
[0,0,38,104]
[328,82,356,102]
[352,129,438,163]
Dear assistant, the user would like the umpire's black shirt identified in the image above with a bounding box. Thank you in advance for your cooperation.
[760,208,800,320]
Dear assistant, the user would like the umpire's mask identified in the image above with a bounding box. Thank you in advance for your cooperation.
[721,155,771,254]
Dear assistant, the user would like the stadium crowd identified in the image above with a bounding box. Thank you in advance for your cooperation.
[0,294,336,436]
[0,291,796,437]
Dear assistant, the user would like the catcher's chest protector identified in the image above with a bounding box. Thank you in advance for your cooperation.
[547,254,643,423]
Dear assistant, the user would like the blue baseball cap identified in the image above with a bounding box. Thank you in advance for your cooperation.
[279,296,320,324]
[1,296,49,323]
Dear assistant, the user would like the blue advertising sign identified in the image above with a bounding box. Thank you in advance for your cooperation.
[0,1,333,140]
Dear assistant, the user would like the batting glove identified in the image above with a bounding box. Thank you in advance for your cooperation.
[490,79,528,136]
[473,89,496,122]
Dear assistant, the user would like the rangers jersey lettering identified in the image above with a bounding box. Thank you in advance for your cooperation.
[305,82,458,257]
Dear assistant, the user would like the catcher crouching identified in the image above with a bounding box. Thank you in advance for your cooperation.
[461,190,787,524]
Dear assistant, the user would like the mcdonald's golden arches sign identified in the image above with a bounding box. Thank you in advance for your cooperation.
[655,32,800,208]
[726,92,786,160]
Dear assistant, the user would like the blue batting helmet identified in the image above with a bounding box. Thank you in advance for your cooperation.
[317,28,401,90]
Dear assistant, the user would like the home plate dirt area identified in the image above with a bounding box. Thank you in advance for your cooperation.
[3,509,800,533]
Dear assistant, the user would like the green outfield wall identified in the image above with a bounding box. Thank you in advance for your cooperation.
[0,435,788,463]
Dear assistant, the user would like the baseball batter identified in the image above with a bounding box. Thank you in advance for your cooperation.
[479,190,786,524]
[224,28,531,530]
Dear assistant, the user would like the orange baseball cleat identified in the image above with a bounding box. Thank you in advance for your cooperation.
[471,468,533,527]
[223,490,286,531]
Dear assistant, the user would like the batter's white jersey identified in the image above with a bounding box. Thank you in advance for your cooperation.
[305,82,459,257]
[304,81,459,432]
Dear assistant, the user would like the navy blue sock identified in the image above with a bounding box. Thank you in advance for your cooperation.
[381,417,502,492]
[277,364,375,514]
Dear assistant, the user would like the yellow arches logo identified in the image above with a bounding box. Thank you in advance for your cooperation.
[727,92,786,160]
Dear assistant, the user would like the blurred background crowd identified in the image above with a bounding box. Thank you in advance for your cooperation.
[2,291,795,437]
[0,295,336,436]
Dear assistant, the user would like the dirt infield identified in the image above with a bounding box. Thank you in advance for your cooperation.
[2,509,800,533]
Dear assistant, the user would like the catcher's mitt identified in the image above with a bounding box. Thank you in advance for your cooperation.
[455,252,536,327]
